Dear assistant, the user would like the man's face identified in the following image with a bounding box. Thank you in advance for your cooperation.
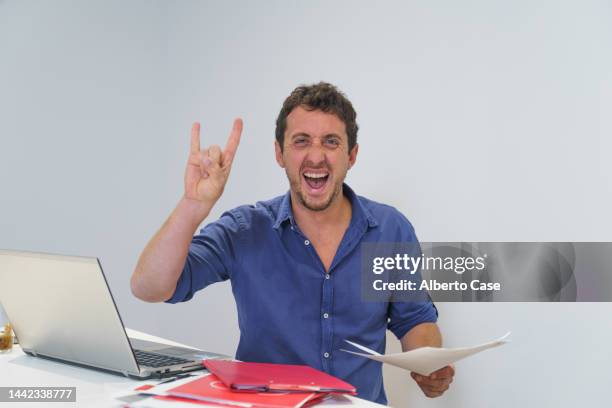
[275,106,358,212]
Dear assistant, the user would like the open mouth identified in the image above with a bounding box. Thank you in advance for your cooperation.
[303,171,330,191]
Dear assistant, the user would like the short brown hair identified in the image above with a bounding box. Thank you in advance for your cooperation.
[275,82,358,152]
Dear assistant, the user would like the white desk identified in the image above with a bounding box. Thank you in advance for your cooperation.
[0,329,385,408]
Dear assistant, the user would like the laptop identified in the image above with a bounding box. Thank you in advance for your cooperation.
[0,249,225,379]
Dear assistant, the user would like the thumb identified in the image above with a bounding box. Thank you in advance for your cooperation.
[199,148,218,178]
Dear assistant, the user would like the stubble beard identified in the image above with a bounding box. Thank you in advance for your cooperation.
[287,171,344,212]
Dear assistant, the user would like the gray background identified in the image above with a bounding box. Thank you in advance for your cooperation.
[1,0,611,406]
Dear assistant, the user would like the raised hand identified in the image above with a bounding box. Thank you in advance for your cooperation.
[184,119,243,206]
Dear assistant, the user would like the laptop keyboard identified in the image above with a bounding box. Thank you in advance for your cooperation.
[133,349,193,368]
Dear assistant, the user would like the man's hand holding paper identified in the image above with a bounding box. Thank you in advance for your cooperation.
[342,332,510,398]
[411,365,455,398]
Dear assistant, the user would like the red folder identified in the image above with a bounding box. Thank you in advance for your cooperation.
[155,393,329,408]
[166,373,324,408]
[203,360,356,394]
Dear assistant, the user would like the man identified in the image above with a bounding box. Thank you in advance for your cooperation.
[131,82,454,404]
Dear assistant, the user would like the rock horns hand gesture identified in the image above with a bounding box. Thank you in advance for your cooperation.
[184,119,243,206]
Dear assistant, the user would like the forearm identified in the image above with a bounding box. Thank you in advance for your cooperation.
[131,197,213,302]
[401,322,442,352]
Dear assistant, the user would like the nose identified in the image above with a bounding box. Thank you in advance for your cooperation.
[305,139,326,165]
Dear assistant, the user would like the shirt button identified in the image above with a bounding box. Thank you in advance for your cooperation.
[325,274,330,280]
[304,240,310,246]
[323,352,330,359]
[323,313,329,319]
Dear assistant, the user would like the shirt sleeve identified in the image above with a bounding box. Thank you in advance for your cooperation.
[387,299,438,340]
[165,209,244,304]
[386,211,439,340]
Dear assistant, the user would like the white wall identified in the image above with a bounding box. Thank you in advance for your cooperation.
[1,1,611,406]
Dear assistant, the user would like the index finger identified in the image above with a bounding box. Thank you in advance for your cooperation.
[190,122,201,154]
[222,118,243,167]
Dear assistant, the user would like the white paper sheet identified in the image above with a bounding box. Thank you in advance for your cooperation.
[342,332,510,376]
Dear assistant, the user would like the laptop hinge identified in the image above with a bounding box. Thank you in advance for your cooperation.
[121,370,129,378]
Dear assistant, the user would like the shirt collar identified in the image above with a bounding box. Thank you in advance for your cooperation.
[272,183,379,230]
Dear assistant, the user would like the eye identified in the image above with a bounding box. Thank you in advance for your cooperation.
[324,138,340,148]
[293,137,309,147]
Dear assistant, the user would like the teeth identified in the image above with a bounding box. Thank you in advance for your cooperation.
[304,172,328,179]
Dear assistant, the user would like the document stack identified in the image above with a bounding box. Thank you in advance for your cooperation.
[120,360,356,408]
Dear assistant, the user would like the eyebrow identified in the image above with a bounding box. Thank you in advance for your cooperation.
[290,133,342,140]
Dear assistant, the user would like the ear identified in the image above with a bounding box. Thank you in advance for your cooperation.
[275,140,285,168]
[348,143,359,169]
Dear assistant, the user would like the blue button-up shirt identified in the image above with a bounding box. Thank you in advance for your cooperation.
[167,184,438,404]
